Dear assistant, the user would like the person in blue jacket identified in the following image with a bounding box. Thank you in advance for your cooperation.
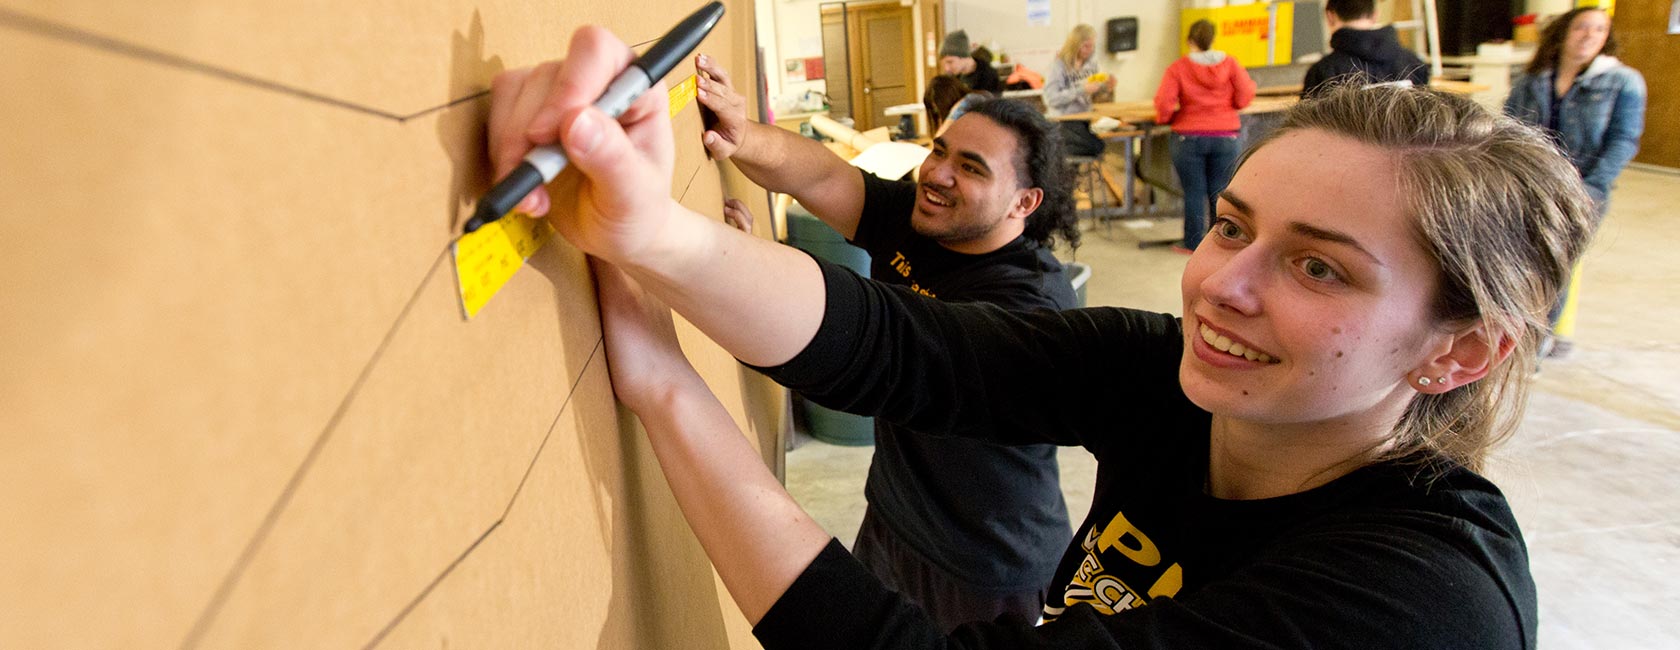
[1504,6,1646,357]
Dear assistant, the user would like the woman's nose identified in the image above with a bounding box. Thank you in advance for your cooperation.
[1198,249,1265,316]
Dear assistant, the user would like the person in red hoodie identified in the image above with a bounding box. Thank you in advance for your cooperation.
[1154,19,1256,254]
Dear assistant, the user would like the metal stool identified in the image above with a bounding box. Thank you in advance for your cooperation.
[1064,155,1109,230]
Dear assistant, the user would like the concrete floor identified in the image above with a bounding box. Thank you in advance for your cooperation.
[785,167,1680,648]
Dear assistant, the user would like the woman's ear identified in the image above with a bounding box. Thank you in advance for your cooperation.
[1412,323,1516,393]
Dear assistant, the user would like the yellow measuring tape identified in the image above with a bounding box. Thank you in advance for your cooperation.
[454,74,700,319]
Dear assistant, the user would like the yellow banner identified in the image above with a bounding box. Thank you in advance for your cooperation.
[1181,3,1294,68]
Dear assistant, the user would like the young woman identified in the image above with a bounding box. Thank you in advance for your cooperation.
[920,75,970,138]
[1044,24,1114,156]
[1504,6,1646,357]
[493,26,1595,649]
[1154,18,1256,254]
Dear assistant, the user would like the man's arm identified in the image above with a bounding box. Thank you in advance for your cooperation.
[1408,55,1430,89]
[1301,60,1327,98]
[695,55,865,238]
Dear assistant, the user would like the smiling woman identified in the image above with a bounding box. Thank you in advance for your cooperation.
[1504,6,1646,358]
[489,27,1599,649]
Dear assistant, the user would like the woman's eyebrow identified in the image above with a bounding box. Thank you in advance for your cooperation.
[1219,190,1251,214]
[1222,189,1384,266]
[1289,222,1385,267]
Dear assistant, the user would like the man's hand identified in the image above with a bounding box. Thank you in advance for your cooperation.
[486,26,676,263]
[695,53,750,160]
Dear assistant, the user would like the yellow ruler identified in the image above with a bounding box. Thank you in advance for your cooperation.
[453,74,699,319]
[668,73,697,117]
[453,214,555,319]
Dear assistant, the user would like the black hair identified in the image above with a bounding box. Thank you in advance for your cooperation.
[1326,0,1376,20]
[961,98,1080,251]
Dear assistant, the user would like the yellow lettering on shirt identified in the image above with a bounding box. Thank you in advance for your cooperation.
[1048,509,1182,621]
[1096,510,1161,566]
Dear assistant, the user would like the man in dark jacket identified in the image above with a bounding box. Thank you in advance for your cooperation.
[940,30,1002,95]
[1302,0,1429,96]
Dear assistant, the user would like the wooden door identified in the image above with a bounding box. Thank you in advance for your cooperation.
[1611,0,1678,167]
[821,6,853,122]
[921,0,944,95]
[847,2,916,131]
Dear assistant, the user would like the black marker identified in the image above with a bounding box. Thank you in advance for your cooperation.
[463,1,726,234]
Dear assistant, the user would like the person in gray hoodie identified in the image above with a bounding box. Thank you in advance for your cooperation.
[1302,0,1428,96]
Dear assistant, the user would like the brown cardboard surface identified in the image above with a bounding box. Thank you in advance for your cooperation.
[0,1,777,647]
[2,1,692,115]
[368,361,734,649]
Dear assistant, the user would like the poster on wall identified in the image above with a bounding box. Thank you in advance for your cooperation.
[785,57,824,82]
[1027,0,1051,27]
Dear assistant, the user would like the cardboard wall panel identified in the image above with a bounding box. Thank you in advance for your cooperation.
[0,0,779,647]
[4,1,691,113]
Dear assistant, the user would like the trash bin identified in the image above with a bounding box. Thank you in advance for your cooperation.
[784,205,875,446]
[1067,261,1092,308]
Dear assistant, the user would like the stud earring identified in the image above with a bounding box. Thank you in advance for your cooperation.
[1436,377,1448,385]
[1417,377,1432,386]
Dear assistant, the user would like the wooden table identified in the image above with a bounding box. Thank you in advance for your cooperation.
[1059,95,1300,126]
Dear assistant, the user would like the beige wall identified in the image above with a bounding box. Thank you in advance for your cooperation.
[0,1,776,648]
[946,0,1178,102]
[760,0,832,113]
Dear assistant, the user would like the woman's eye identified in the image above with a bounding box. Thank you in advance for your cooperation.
[1301,258,1341,282]
[1211,218,1244,239]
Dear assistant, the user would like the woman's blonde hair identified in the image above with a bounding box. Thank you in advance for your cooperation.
[1244,84,1597,472]
[1058,24,1097,68]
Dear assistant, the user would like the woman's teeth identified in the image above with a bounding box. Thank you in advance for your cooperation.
[1200,324,1275,363]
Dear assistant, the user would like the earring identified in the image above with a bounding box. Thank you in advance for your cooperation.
[1417,377,1432,386]
[1437,377,1448,386]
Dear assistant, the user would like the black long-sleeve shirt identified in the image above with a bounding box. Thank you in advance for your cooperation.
[751,259,1537,649]
[849,169,1075,593]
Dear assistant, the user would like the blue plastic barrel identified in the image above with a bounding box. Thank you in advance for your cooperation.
[784,205,875,446]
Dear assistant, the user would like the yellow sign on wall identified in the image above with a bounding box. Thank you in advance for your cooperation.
[1576,0,1614,16]
[1181,3,1296,68]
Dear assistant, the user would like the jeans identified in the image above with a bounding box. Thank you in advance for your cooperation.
[1171,134,1241,250]
[1058,121,1105,157]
